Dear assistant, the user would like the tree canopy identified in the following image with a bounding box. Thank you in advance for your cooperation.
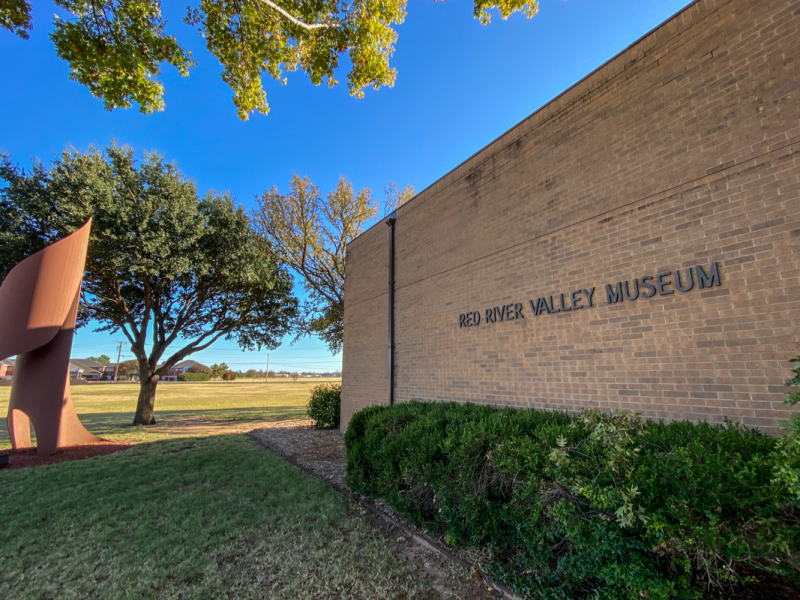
[210,363,230,379]
[254,175,411,353]
[0,144,297,424]
[0,0,539,119]
[116,359,140,377]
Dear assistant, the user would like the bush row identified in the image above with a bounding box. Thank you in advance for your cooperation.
[345,402,800,599]
[177,372,209,381]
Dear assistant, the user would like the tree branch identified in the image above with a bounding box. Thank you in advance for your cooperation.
[252,0,333,31]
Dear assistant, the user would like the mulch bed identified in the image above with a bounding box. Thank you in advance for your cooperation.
[249,419,347,487]
[250,421,800,600]
[0,441,131,470]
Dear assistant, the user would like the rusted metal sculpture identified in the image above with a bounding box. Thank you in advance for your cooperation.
[0,220,101,455]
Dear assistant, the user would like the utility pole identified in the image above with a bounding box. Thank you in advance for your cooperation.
[113,341,124,382]
[265,353,270,384]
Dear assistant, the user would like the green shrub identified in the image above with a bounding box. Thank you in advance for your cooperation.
[177,372,209,381]
[307,383,341,429]
[345,402,800,599]
[774,356,800,500]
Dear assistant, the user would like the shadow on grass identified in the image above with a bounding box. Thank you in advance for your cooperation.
[0,406,307,449]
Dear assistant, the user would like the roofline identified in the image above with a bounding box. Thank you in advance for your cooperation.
[347,0,702,247]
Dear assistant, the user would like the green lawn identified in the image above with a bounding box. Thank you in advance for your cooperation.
[0,434,428,599]
[0,379,339,449]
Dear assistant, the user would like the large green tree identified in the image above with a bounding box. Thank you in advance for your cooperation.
[0,0,539,119]
[0,145,297,424]
[254,175,411,353]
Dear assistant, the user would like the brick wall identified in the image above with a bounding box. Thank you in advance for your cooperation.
[342,0,800,433]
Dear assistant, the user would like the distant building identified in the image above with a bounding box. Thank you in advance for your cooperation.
[160,360,209,382]
[0,358,14,379]
[70,358,116,381]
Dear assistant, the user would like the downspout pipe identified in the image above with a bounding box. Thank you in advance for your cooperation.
[385,215,396,406]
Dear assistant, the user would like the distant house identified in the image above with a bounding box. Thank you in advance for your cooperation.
[0,358,14,379]
[70,358,117,381]
[160,360,209,382]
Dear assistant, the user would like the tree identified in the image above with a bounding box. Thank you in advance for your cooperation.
[116,359,140,378]
[222,369,237,381]
[245,369,258,378]
[254,176,412,353]
[291,372,299,382]
[88,354,111,363]
[210,362,230,380]
[0,0,539,119]
[187,363,211,374]
[0,144,297,425]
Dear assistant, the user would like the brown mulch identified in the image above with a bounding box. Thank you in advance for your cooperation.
[250,421,800,600]
[249,419,347,488]
[0,441,131,470]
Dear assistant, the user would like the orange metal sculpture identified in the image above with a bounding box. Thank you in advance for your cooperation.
[0,220,101,455]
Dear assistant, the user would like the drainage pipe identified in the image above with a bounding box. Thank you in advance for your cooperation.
[385,215,396,406]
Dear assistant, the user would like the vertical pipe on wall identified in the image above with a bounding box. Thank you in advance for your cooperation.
[385,215,396,406]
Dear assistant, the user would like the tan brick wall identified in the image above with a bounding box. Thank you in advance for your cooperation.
[342,0,800,433]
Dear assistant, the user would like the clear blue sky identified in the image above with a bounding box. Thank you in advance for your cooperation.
[0,0,691,371]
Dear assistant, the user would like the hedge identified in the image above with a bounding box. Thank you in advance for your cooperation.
[177,372,209,381]
[345,402,800,599]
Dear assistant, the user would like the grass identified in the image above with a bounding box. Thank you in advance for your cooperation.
[0,379,339,449]
[0,434,430,599]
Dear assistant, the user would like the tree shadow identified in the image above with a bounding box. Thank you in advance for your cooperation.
[0,406,308,448]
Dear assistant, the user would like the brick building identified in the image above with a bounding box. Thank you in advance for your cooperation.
[341,0,800,433]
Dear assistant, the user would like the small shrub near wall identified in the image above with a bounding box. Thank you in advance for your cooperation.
[345,401,800,600]
[177,372,209,382]
[774,357,800,499]
[307,383,341,429]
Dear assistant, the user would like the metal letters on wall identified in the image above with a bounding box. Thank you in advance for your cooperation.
[459,262,721,328]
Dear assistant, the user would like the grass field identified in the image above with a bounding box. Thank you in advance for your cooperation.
[0,378,339,449]
[0,434,430,599]
[0,378,433,598]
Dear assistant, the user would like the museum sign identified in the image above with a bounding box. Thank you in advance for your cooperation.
[458,262,721,328]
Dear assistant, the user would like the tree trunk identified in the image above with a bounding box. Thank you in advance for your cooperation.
[133,376,159,425]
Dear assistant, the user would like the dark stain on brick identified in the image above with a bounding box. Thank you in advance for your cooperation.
[641,236,663,246]
[504,137,525,159]
[538,177,557,191]
[752,218,785,232]
[700,288,731,299]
